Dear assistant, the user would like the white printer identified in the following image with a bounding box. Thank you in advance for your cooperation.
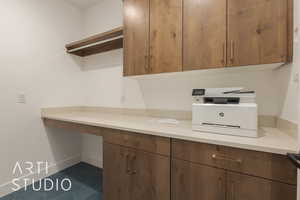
[192,88,258,138]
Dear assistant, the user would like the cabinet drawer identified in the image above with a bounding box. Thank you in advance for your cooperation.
[172,139,227,168]
[224,146,297,185]
[172,139,297,184]
[103,128,170,156]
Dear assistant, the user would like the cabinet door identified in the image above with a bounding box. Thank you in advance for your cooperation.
[130,149,170,200]
[103,143,131,200]
[172,159,226,200]
[183,0,227,70]
[123,0,150,76]
[104,142,170,200]
[227,0,288,66]
[227,172,297,200]
[149,0,182,74]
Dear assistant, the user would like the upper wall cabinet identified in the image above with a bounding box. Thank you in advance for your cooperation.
[149,0,182,74]
[183,0,293,71]
[123,0,182,76]
[123,0,150,76]
[183,0,227,70]
[123,0,293,76]
[227,0,289,67]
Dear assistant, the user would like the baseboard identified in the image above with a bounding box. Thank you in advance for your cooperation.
[0,155,81,198]
[81,155,103,168]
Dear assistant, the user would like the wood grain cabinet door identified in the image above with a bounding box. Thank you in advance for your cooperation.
[123,0,150,76]
[130,149,170,200]
[103,143,132,200]
[227,0,288,66]
[104,142,170,200]
[172,159,226,200]
[183,0,227,70]
[227,172,297,200]
[149,0,183,74]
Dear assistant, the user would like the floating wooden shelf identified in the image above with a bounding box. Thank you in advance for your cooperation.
[65,27,123,57]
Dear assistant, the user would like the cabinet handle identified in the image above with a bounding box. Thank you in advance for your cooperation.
[125,154,131,174]
[212,154,242,164]
[144,55,149,72]
[222,43,226,65]
[230,40,235,64]
[149,55,153,73]
[231,181,235,200]
[130,155,137,175]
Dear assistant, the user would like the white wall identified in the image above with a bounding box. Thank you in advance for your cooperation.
[0,0,85,197]
[80,0,299,168]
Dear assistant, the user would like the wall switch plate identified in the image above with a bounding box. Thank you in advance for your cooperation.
[17,94,26,104]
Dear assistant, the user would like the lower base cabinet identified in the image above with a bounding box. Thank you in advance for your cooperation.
[103,134,297,200]
[103,142,170,200]
[172,158,297,200]
[43,120,297,200]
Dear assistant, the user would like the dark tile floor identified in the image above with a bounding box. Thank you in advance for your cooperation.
[1,162,102,200]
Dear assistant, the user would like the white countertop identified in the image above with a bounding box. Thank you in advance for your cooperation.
[41,109,298,155]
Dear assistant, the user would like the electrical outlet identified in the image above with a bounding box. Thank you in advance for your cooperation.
[17,94,26,104]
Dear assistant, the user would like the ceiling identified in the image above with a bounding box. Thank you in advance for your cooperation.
[65,0,101,9]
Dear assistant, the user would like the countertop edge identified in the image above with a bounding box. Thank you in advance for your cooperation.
[41,115,298,155]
